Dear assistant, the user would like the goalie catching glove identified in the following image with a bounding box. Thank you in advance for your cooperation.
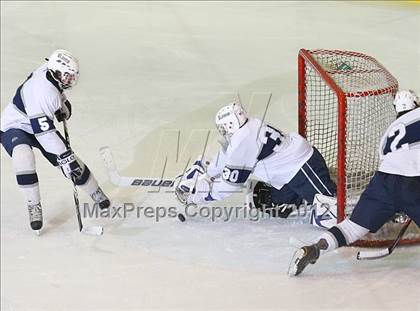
[246,181,299,218]
[175,159,215,205]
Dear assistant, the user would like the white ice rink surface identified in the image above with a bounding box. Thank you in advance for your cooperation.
[1,2,420,310]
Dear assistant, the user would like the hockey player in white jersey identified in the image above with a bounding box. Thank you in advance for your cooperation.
[175,102,336,221]
[288,90,420,276]
[0,49,110,232]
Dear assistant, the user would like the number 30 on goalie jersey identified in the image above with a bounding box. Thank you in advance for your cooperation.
[222,166,252,184]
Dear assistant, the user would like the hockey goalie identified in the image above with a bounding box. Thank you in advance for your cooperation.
[174,102,338,227]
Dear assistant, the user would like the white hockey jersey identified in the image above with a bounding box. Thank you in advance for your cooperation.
[206,117,313,200]
[1,63,68,155]
[378,107,420,177]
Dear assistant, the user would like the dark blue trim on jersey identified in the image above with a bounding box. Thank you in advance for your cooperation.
[383,120,420,155]
[16,173,39,186]
[30,116,56,134]
[12,73,34,115]
[12,84,27,114]
[257,125,284,161]
[257,132,282,160]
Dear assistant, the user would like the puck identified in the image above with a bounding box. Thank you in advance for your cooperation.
[178,213,186,222]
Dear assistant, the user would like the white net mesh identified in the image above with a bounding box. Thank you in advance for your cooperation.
[300,49,420,245]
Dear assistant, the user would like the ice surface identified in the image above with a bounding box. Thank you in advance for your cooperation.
[1,2,420,310]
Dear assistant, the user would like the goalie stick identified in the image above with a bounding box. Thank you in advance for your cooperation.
[356,218,412,260]
[63,121,104,236]
[99,146,176,188]
[99,146,187,222]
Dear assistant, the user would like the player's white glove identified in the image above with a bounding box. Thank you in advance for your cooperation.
[57,149,83,180]
[55,100,72,122]
[175,159,213,205]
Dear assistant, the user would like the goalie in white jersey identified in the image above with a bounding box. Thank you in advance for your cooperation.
[0,50,110,232]
[289,90,420,276]
[175,102,336,220]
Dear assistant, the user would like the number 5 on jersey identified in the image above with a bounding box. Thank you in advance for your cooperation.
[30,116,55,134]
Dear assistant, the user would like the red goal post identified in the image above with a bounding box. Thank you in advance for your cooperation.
[298,49,420,247]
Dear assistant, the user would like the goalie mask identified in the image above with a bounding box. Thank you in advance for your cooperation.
[46,49,79,89]
[215,102,248,138]
[394,90,419,113]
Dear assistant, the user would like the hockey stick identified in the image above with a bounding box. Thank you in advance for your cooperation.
[99,146,176,188]
[99,146,189,222]
[356,218,412,260]
[63,121,103,236]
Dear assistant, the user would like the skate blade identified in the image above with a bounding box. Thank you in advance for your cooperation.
[287,248,305,277]
[81,226,104,236]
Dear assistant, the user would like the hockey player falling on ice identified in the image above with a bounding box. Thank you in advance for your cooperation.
[288,90,420,276]
[175,102,337,223]
[0,49,110,232]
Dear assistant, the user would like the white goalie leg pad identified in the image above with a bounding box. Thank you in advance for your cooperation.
[244,179,256,209]
[188,174,212,205]
[336,218,369,245]
[12,144,41,204]
[310,194,337,229]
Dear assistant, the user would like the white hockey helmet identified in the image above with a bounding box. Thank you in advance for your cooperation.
[46,49,79,89]
[215,102,248,137]
[393,90,419,113]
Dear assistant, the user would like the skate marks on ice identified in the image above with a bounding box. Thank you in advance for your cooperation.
[110,193,420,276]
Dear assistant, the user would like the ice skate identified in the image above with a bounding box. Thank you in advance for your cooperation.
[27,202,43,232]
[288,244,320,276]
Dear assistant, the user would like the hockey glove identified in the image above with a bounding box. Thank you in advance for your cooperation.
[175,159,211,205]
[247,181,298,218]
[55,100,72,122]
[57,149,83,180]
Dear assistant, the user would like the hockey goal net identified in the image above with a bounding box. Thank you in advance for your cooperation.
[298,49,420,247]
